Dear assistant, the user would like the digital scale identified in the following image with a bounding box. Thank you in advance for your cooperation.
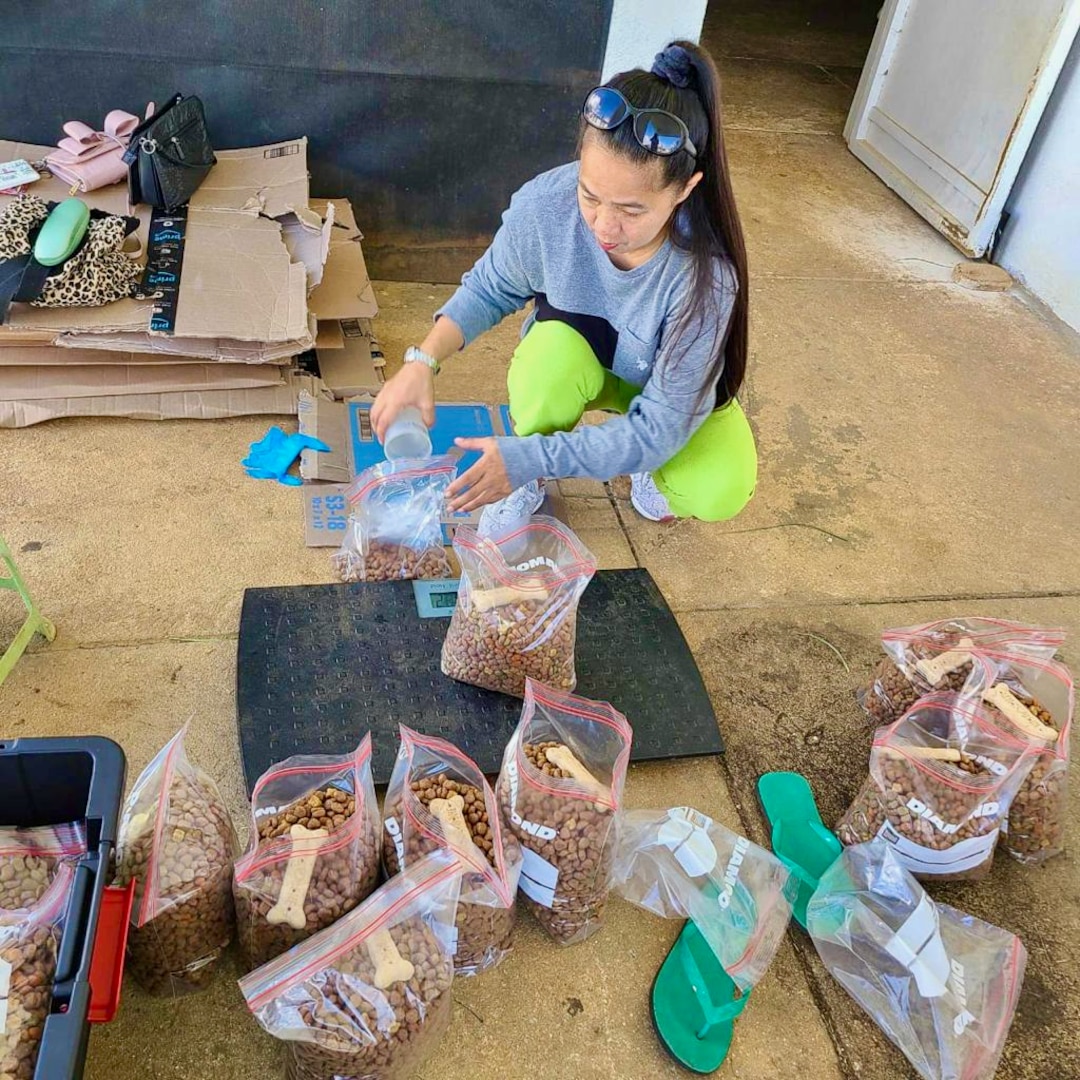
[412,578,460,618]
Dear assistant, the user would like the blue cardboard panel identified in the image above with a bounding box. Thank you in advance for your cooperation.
[348,401,511,476]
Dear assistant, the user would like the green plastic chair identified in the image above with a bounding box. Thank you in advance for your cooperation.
[0,537,55,686]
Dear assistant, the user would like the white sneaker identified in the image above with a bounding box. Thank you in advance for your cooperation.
[630,472,675,522]
[477,479,546,537]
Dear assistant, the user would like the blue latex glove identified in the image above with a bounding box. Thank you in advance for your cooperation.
[242,426,331,486]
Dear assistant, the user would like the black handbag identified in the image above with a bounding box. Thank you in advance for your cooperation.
[123,93,216,211]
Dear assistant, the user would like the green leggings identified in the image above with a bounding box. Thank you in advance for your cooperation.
[507,319,757,521]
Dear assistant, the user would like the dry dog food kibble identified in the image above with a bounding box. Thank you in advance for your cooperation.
[441,517,596,699]
[385,776,514,974]
[234,739,381,970]
[382,729,520,976]
[976,660,1073,864]
[497,682,631,945]
[333,458,456,584]
[243,853,460,1080]
[336,539,452,583]
[115,729,238,996]
[861,645,974,726]
[837,694,1035,882]
[0,866,73,1080]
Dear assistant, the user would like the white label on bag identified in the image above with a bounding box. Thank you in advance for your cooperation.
[876,821,998,875]
[519,847,559,907]
[0,958,10,1031]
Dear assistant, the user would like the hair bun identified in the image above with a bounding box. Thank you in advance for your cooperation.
[651,45,694,89]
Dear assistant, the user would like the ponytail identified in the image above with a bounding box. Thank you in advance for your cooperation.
[584,41,749,405]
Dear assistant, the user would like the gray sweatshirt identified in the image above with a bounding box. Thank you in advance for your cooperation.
[437,162,736,490]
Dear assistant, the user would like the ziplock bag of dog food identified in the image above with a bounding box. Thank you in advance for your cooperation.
[234,735,382,970]
[496,679,631,945]
[332,457,455,583]
[858,618,1065,726]
[966,651,1073,864]
[613,807,796,990]
[114,725,239,996]
[442,517,597,697]
[837,693,1036,881]
[0,823,86,911]
[382,727,522,975]
[241,850,462,1080]
[808,842,1026,1080]
[0,864,75,1080]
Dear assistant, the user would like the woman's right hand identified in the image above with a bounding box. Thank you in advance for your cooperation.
[371,361,436,441]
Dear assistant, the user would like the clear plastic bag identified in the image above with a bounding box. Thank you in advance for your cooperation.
[332,457,455,583]
[496,679,631,945]
[837,693,1037,881]
[858,618,1065,726]
[382,727,522,975]
[234,735,382,970]
[613,807,795,991]
[441,516,597,697]
[808,842,1027,1080]
[0,823,86,910]
[0,864,74,1080]
[114,726,239,996]
[241,850,462,1080]
[967,651,1073,864]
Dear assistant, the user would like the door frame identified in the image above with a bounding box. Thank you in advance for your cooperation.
[844,0,1080,257]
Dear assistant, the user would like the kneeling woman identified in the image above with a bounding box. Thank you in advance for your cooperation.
[372,40,756,531]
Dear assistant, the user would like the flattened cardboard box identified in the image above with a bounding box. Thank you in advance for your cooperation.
[1,140,313,343]
[0,362,284,400]
[315,318,385,399]
[0,345,234,366]
[308,199,379,320]
[53,325,314,364]
[301,482,352,547]
[0,371,330,428]
[298,390,352,482]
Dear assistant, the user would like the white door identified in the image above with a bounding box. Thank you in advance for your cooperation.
[845,0,1080,257]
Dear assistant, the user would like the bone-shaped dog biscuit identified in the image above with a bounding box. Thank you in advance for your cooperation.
[430,793,476,851]
[545,745,610,801]
[471,576,549,612]
[366,927,415,989]
[266,824,328,930]
[883,746,963,762]
[914,638,975,685]
[983,683,1058,740]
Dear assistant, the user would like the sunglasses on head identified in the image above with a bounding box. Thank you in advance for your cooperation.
[582,86,698,158]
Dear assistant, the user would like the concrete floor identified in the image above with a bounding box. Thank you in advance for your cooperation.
[3,4,1080,1079]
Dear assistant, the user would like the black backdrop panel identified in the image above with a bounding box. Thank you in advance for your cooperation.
[0,1,613,280]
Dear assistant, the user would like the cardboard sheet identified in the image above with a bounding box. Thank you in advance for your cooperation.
[0,362,284,400]
[314,318,384,399]
[0,371,329,428]
[0,345,233,367]
[308,198,379,320]
[301,481,352,547]
[298,390,352,482]
[190,139,310,218]
[54,323,314,364]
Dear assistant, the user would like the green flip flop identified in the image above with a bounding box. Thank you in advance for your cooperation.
[757,771,842,930]
[651,919,750,1074]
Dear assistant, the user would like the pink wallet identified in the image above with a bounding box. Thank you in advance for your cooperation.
[45,110,141,193]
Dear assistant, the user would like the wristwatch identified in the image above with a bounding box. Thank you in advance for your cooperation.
[404,345,440,375]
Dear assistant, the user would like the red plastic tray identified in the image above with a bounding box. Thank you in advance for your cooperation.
[88,881,134,1023]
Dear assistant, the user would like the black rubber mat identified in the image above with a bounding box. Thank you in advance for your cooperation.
[236,569,721,790]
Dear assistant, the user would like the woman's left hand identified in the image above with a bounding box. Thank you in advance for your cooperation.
[446,437,513,512]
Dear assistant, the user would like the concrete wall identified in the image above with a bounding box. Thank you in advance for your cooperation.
[601,0,708,80]
[996,36,1080,332]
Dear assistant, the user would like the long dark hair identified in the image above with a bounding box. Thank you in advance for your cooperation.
[583,41,748,405]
